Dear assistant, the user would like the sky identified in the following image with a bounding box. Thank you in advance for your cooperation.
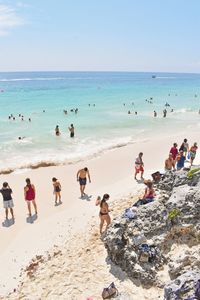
[0,0,200,72]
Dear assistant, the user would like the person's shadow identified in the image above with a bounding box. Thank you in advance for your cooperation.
[26,213,38,224]
[2,218,15,227]
[54,201,62,207]
[80,194,92,201]
[135,178,144,184]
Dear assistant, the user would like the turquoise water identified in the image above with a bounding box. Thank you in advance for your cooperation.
[0,71,200,171]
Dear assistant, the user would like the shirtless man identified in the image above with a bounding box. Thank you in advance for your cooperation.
[69,124,75,138]
[165,153,175,171]
[77,167,91,197]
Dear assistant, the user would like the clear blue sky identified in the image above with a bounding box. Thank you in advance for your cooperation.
[0,0,200,72]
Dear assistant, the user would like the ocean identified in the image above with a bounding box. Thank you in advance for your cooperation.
[0,71,200,172]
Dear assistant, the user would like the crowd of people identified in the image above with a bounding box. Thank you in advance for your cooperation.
[0,137,198,235]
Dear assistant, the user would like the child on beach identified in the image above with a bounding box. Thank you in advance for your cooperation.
[52,177,62,205]
[95,194,111,234]
[24,178,37,217]
[0,182,14,220]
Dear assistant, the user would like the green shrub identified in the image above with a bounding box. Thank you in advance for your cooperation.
[187,168,200,179]
[168,208,180,221]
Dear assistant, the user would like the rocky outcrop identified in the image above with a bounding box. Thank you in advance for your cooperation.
[103,169,200,298]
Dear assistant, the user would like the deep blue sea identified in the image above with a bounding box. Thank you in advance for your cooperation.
[0,71,200,171]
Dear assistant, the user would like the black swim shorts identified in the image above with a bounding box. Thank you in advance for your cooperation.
[79,177,86,186]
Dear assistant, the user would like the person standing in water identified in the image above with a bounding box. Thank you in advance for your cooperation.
[52,177,62,205]
[55,125,60,136]
[77,167,91,198]
[24,178,37,217]
[95,194,111,234]
[69,124,75,138]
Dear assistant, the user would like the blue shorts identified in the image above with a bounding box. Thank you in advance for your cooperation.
[79,177,86,186]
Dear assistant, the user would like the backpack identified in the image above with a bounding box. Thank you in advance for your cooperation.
[102,282,118,299]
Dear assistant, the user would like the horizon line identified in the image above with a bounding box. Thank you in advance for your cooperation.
[0,70,200,75]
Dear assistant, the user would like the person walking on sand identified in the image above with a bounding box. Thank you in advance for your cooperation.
[170,143,178,161]
[179,138,189,157]
[165,153,175,171]
[0,182,14,220]
[77,167,91,197]
[95,194,111,234]
[69,124,75,138]
[189,142,198,166]
[134,152,144,180]
[52,177,62,205]
[24,178,37,216]
[176,150,186,171]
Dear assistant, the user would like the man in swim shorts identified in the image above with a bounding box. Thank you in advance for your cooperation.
[77,167,91,198]
[134,152,144,180]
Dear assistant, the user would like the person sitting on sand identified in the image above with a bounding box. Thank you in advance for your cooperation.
[24,178,37,217]
[0,182,14,220]
[69,124,74,138]
[95,194,111,234]
[134,152,144,180]
[52,177,62,205]
[165,153,175,171]
[189,142,198,166]
[176,150,186,171]
[170,143,178,160]
[133,180,155,207]
[77,167,91,198]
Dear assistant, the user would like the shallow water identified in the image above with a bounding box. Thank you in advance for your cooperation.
[0,71,200,171]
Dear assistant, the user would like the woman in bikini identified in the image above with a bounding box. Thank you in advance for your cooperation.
[95,194,111,234]
[52,177,62,205]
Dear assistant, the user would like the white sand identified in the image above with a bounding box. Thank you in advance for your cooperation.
[0,131,199,299]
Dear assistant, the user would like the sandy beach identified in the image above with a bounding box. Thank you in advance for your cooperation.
[0,130,199,299]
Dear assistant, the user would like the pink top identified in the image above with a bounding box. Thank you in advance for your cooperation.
[144,187,154,199]
[25,184,35,201]
[170,147,178,160]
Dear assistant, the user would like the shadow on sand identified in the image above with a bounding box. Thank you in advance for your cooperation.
[2,218,15,227]
[55,201,63,207]
[26,213,38,224]
[79,194,92,201]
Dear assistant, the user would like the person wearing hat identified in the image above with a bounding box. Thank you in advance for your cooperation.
[189,142,198,166]
[52,177,62,205]
[165,153,175,171]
